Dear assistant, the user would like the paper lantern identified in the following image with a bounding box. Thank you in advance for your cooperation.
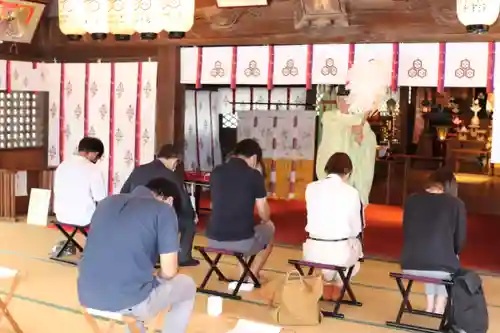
[134,0,163,40]
[456,0,500,34]
[84,0,109,40]
[162,0,195,39]
[108,0,136,41]
[58,0,86,41]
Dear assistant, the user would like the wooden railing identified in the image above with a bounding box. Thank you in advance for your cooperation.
[0,170,16,220]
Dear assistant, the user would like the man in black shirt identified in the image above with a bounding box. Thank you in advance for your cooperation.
[207,139,274,278]
[121,144,199,267]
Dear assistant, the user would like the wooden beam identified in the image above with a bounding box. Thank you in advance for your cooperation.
[40,16,500,51]
[155,46,185,151]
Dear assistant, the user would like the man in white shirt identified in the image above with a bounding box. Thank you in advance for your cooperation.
[52,137,107,254]
[303,152,363,299]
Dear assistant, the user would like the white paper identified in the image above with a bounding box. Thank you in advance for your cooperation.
[0,267,17,279]
[274,113,294,159]
[227,319,281,333]
[15,171,27,197]
[228,281,254,292]
[27,188,51,227]
[237,111,254,141]
[207,296,223,317]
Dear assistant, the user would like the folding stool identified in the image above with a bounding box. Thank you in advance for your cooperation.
[50,221,89,265]
[83,308,163,333]
[0,266,23,333]
[195,245,261,300]
[386,272,454,333]
[288,259,363,319]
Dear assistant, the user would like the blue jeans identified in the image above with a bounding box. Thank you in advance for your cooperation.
[120,274,196,333]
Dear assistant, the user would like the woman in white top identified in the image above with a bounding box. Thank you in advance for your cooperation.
[303,152,364,299]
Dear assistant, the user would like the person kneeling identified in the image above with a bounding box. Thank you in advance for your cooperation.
[303,152,364,300]
[206,139,274,279]
[78,178,196,333]
[401,169,466,314]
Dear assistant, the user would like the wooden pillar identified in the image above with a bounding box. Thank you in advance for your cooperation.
[0,170,16,221]
[155,45,185,151]
[399,87,410,154]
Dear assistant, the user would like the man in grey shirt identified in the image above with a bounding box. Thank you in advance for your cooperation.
[121,144,199,267]
[78,178,196,333]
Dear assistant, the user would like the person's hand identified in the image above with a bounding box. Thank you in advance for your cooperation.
[194,214,199,224]
[354,133,364,145]
[351,125,363,135]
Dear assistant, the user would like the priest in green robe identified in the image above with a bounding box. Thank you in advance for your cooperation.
[315,60,391,205]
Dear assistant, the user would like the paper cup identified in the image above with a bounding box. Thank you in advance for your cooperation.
[207,296,223,317]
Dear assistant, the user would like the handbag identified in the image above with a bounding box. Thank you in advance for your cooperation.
[271,270,323,326]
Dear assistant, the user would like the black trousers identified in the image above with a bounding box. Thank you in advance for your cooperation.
[178,217,196,262]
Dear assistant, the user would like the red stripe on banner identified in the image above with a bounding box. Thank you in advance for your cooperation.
[487,42,495,93]
[232,88,236,114]
[437,43,446,93]
[84,63,90,136]
[346,44,355,85]
[194,91,201,170]
[59,63,66,162]
[108,63,116,194]
[306,44,313,90]
[392,43,399,92]
[231,46,237,89]
[195,47,203,89]
[135,62,143,166]
[6,60,11,93]
[208,92,215,169]
[33,62,38,95]
[267,45,274,90]
[348,44,355,69]
[286,87,291,109]
[249,87,254,109]
[289,112,297,197]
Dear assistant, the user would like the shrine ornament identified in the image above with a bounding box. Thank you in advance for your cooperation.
[456,0,500,34]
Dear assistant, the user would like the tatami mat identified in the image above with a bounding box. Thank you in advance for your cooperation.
[0,222,499,333]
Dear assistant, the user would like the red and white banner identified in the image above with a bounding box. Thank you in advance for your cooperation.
[10,61,160,194]
[444,43,489,88]
[311,44,350,85]
[236,46,269,86]
[398,43,440,87]
[272,45,309,86]
[181,42,498,88]
[200,46,232,85]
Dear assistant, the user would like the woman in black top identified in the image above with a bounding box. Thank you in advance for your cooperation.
[401,168,467,314]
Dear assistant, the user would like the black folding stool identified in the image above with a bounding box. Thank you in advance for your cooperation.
[386,272,454,333]
[288,258,364,319]
[50,221,88,265]
[195,245,261,300]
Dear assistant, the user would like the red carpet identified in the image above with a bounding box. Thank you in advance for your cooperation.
[197,199,500,273]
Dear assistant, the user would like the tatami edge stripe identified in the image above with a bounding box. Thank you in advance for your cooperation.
[1,247,500,310]
[0,290,409,333]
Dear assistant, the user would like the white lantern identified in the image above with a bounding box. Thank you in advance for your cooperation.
[58,0,86,40]
[134,0,164,40]
[108,0,136,41]
[162,0,195,39]
[83,0,109,40]
[456,0,500,33]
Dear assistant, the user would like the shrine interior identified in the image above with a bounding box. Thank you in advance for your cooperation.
[1,0,500,333]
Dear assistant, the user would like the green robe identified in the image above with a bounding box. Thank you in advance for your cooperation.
[315,109,377,205]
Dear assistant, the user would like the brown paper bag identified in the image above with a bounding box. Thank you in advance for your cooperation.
[271,271,323,326]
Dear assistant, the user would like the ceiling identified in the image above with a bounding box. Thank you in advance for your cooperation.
[41,0,500,46]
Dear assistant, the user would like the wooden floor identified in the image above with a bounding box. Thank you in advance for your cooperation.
[0,222,500,333]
